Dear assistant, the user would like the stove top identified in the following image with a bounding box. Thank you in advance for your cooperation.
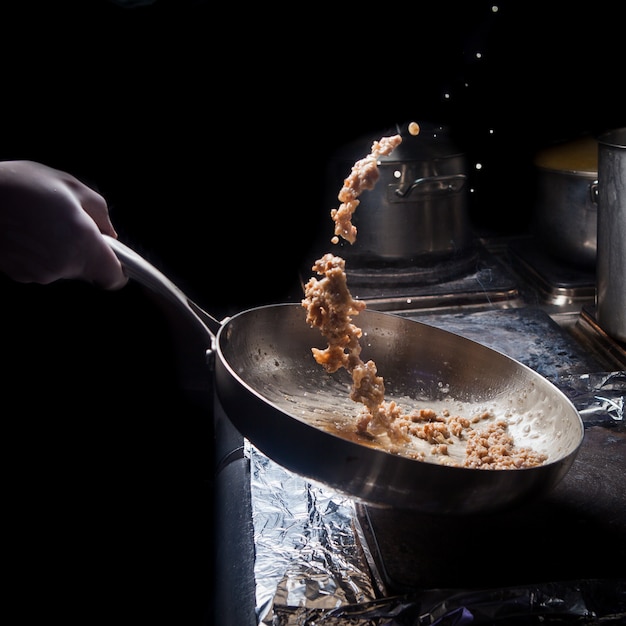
[216,235,626,624]
[343,241,521,313]
[508,237,596,306]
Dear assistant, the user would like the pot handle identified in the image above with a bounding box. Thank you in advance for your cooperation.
[394,173,467,199]
[590,180,599,205]
[104,235,222,340]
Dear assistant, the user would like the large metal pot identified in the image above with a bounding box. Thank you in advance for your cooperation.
[105,237,584,516]
[322,121,471,267]
[533,136,598,269]
[596,127,626,343]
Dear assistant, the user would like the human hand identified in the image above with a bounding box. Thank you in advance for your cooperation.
[0,160,128,289]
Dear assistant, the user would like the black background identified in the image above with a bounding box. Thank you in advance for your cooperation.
[3,0,624,310]
[1,1,625,624]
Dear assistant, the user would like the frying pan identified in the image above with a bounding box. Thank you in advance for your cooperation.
[105,237,584,515]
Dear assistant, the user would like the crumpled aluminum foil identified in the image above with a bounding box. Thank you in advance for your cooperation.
[254,582,626,625]
[557,371,625,426]
[248,441,377,625]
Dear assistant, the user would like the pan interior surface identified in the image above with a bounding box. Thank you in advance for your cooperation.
[217,304,583,468]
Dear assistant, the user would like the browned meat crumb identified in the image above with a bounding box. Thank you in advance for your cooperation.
[390,409,547,469]
[354,405,548,468]
[410,408,439,422]
[464,421,548,469]
[431,444,449,456]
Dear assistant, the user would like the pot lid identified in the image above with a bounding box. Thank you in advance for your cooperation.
[598,126,626,149]
[534,135,598,175]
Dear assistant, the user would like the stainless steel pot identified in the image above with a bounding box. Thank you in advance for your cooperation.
[596,127,626,343]
[533,136,598,269]
[105,236,584,515]
[323,122,471,267]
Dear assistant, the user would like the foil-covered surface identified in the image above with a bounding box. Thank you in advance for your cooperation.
[248,438,625,624]
[248,441,377,624]
[558,371,625,426]
[256,583,626,625]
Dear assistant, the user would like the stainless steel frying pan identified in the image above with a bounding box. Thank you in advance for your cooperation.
[106,237,584,515]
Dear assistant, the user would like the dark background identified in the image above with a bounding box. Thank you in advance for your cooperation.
[1,1,625,624]
[3,0,624,311]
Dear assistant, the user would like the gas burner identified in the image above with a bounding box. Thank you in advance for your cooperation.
[343,242,520,313]
[508,237,595,306]
[345,249,480,287]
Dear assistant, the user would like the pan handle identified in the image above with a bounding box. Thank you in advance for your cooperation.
[103,235,222,340]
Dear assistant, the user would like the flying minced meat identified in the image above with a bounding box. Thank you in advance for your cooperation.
[331,134,402,244]
[302,126,547,468]
[302,253,385,423]
[302,133,402,436]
